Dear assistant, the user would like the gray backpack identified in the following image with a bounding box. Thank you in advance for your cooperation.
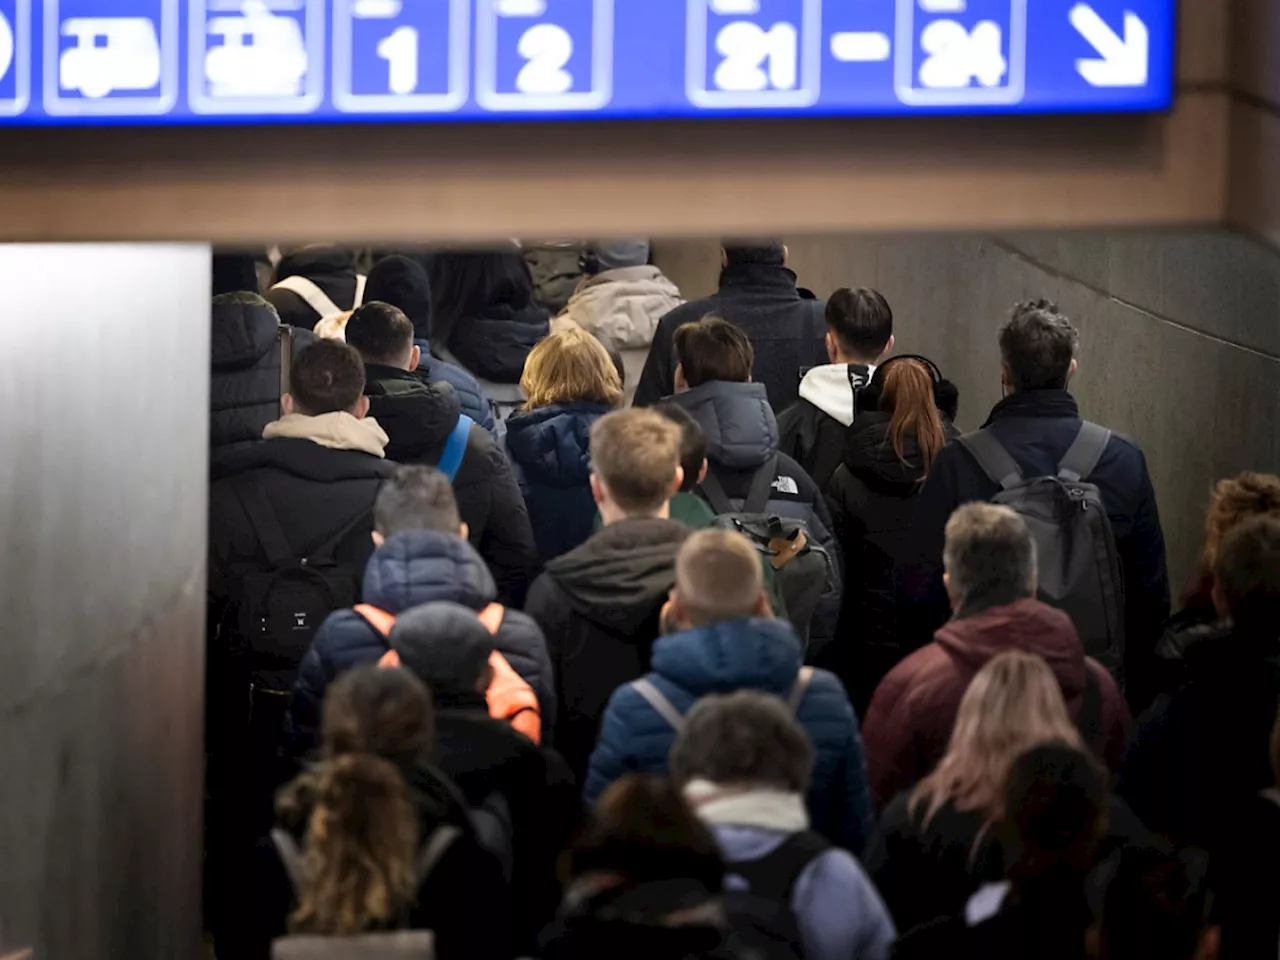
[268,826,457,960]
[701,456,839,656]
[958,422,1126,680]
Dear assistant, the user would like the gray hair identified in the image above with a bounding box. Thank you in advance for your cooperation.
[669,691,814,793]
[943,503,1037,608]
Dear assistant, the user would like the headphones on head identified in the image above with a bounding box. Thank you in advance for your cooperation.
[857,354,955,420]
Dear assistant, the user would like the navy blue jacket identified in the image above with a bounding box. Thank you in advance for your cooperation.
[282,531,553,762]
[415,340,496,434]
[584,617,874,854]
[505,402,612,563]
[900,389,1169,703]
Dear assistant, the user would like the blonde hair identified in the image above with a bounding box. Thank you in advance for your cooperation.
[910,650,1084,828]
[521,327,623,410]
[589,408,682,516]
[675,529,764,627]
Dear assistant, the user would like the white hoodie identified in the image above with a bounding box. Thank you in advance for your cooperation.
[796,363,875,427]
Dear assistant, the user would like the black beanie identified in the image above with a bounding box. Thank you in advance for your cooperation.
[366,255,434,342]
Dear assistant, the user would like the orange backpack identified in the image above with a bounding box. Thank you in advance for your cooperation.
[357,602,541,744]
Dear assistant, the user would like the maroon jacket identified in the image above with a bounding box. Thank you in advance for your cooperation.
[863,598,1130,807]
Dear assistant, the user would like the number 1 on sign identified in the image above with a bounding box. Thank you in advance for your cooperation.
[377,25,419,95]
[714,20,798,91]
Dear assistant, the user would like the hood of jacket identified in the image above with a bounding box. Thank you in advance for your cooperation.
[362,531,498,614]
[275,246,357,283]
[670,381,778,471]
[210,434,396,484]
[841,410,928,494]
[935,598,1086,695]
[366,255,434,341]
[798,363,875,428]
[505,402,610,486]
[211,297,279,370]
[562,266,684,350]
[448,301,551,383]
[363,364,462,462]
[651,617,803,696]
[546,518,690,631]
[262,412,389,458]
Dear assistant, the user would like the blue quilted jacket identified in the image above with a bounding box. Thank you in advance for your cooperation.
[584,617,873,854]
[282,531,553,762]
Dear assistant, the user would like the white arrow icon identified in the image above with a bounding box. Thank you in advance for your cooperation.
[1070,4,1148,87]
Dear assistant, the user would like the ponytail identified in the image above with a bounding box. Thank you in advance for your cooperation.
[880,359,946,478]
[289,753,419,937]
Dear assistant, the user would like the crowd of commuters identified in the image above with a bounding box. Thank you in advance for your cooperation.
[205,239,1280,959]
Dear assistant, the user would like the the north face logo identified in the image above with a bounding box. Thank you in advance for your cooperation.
[772,476,799,496]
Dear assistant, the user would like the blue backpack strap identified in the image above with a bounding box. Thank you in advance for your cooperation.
[436,415,474,481]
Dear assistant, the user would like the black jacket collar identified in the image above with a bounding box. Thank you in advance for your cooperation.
[983,388,1080,427]
[718,263,802,296]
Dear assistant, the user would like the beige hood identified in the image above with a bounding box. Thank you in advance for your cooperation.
[558,265,684,350]
[263,412,389,458]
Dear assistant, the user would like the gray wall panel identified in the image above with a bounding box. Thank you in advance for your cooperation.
[0,245,210,960]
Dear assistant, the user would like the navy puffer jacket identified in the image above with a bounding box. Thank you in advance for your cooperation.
[209,296,315,454]
[505,402,612,562]
[283,531,553,762]
[584,617,874,854]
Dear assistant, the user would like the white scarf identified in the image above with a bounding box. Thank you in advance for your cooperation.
[683,780,809,832]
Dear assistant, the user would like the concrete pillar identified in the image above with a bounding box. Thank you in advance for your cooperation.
[0,245,210,960]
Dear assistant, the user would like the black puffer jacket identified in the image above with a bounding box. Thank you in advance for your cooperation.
[365,364,540,607]
[266,247,362,331]
[524,518,691,785]
[446,302,550,384]
[209,296,315,455]
[826,412,956,712]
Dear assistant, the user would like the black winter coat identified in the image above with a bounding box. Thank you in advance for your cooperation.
[1117,626,1280,852]
[210,296,316,455]
[633,263,827,412]
[668,380,842,656]
[266,247,363,331]
[524,518,691,786]
[444,301,550,384]
[827,412,955,713]
[365,363,540,606]
[899,389,1170,702]
[431,690,582,951]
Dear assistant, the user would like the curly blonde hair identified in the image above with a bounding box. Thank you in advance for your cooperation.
[521,327,623,410]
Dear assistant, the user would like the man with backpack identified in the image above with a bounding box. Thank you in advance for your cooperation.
[281,465,553,764]
[584,529,873,855]
[863,503,1129,807]
[901,300,1169,706]
[345,300,539,607]
[672,690,896,960]
[667,317,842,659]
[385,601,583,952]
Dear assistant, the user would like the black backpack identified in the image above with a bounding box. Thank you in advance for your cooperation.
[701,456,839,656]
[958,422,1126,680]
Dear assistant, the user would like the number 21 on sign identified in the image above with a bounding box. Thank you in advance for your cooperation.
[688,0,821,108]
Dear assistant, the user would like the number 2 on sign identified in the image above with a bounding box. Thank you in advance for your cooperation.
[714,20,798,92]
[516,23,573,95]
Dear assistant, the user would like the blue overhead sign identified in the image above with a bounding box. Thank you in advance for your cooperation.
[0,0,1176,125]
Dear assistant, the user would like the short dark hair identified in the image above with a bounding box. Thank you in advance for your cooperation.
[722,239,785,266]
[1213,514,1280,631]
[826,288,893,358]
[999,300,1080,392]
[654,403,707,493]
[1101,848,1215,960]
[374,465,461,538]
[289,339,366,416]
[670,691,815,794]
[674,317,754,387]
[346,301,416,366]
[1003,744,1108,882]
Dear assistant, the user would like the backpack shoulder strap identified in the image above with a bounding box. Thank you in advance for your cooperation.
[743,455,780,515]
[269,828,307,899]
[958,429,1023,490]
[728,830,830,903]
[271,275,343,320]
[787,667,815,713]
[277,324,293,400]
[353,274,368,309]
[413,825,462,887]
[700,465,735,515]
[230,476,294,568]
[1058,422,1113,483]
[306,506,376,565]
[354,604,397,637]
[477,603,505,634]
[631,678,687,732]
[436,415,474,482]
[1078,663,1103,747]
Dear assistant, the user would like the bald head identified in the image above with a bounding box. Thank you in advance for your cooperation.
[672,529,767,628]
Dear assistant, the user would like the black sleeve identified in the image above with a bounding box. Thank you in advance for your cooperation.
[524,574,572,754]
[633,312,679,407]
[1118,448,1171,706]
[473,431,541,608]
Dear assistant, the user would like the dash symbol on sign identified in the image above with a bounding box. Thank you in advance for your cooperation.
[495,0,547,17]
[830,31,891,62]
[353,0,402,17]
